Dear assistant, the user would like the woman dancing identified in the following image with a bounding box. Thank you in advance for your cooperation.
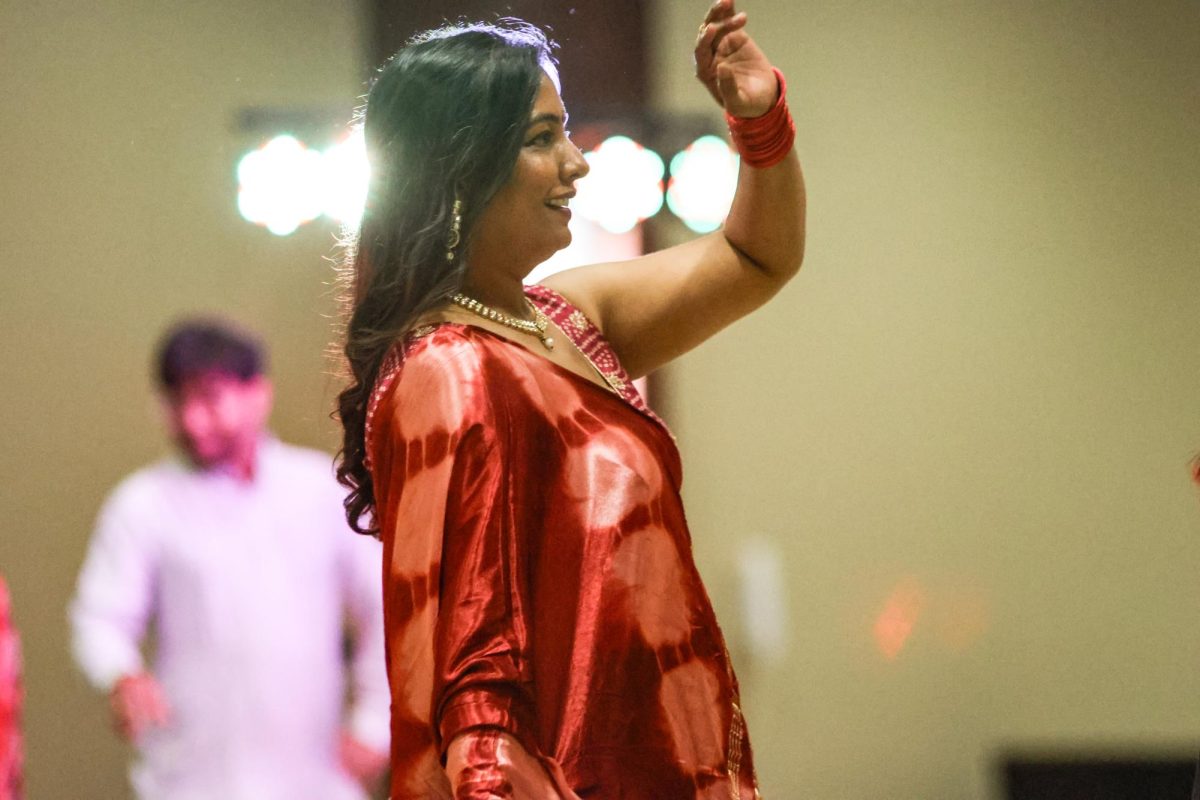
[337,1,805,796]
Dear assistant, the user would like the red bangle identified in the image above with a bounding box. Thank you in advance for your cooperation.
[725,67,795,169]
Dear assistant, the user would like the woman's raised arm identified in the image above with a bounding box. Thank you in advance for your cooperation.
[545,0,806,379]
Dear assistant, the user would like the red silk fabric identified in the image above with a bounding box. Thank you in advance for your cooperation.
[367,287,760,799]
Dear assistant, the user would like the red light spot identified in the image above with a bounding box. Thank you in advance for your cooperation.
[873,578,924,661]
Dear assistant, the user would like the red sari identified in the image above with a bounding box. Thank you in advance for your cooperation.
[366,286,760,799]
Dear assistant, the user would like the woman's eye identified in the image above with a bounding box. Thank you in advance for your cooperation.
[527,130,554,147]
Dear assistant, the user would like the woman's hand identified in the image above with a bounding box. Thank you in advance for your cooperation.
[694,0,777,118]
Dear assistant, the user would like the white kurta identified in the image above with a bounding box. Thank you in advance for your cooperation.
[70,438,389,800]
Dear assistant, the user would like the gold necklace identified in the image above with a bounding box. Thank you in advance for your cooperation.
[450,292,555,350]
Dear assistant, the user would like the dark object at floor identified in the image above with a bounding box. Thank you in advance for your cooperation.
[1004,754,1196,800]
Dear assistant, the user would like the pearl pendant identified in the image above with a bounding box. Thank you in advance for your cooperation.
[543,337,555,350]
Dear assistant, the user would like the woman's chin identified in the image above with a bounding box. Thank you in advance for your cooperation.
[533,234,572,267]
[551,227,573,254]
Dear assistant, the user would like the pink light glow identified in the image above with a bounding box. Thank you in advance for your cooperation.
[873,578,924,661]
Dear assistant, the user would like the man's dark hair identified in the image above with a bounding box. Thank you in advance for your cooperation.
[155,319,266,391]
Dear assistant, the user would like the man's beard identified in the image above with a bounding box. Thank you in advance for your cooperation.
[179,435,239,470]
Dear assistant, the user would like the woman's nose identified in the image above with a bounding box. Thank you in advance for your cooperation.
[562,140,590,183]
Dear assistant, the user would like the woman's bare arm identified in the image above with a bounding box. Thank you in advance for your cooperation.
[544,0,805,378]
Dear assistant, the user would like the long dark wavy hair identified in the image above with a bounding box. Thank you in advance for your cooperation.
[336,20,555,535]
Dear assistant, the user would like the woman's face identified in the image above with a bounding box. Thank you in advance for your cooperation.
[469,71,589,275]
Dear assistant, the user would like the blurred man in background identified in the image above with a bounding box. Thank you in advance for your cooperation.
[70,319,389,800]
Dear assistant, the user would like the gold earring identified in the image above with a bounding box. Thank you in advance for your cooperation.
[445,199,463,262]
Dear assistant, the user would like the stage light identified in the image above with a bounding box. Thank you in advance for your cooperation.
[574,136,664,234]
[235,129,739,238]
[319,128,369,228]
[666,135,739,234]
[236,135,324,236]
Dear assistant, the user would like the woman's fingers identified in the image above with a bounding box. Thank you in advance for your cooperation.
[711,12,749,43]
[694,0,763,113]
[695,12,749,83]
[695,21,719,63]
[703,0,737,26]
[715,27,751,60]
[697,11,747,54]
[695,0,740,55]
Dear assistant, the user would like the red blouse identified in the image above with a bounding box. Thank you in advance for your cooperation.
[367,286,760,799]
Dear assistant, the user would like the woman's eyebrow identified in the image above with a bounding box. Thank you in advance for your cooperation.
[527,111,568,128]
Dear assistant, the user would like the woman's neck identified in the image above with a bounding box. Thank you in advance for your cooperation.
[459,271,533,320]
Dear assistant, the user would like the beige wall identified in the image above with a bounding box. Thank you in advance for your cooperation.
[0,2,366,796]
[2,1,1198,799]
[650,1,1200,798]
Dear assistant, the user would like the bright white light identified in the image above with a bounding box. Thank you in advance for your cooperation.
[237,135,325,236]
[320,128,369,227]
[235,131,737,238]
[666,135,739,233]
[573,136,664,234]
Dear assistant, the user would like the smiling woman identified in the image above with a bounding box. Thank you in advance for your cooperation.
[466,72,589,289]
[336,5,805,798]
